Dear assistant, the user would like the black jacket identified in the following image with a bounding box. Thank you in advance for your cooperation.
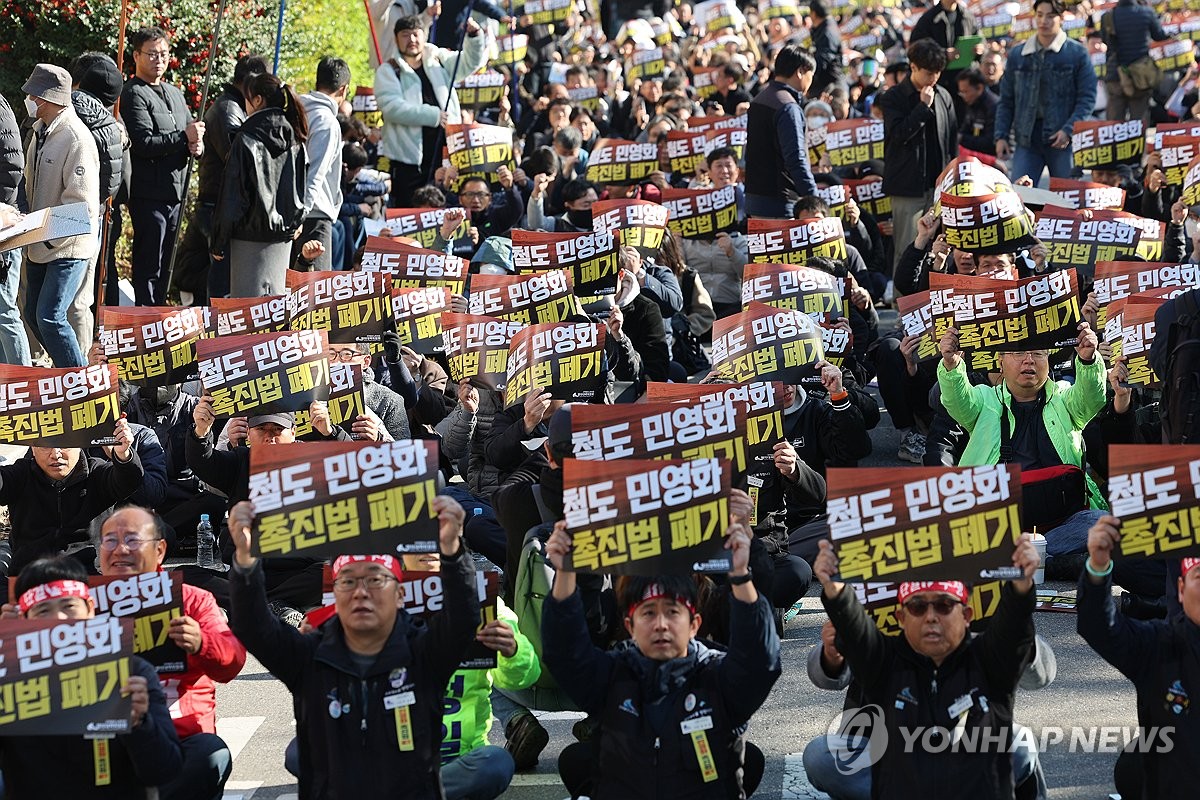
[910,3,978,55]
[198,84,249,205]
[622,293,670,384]
[824,582,1035,800]
[0,95,22,207]
[72,90,123,205]
[958,88,998,156]
[810,18,845,95]
[120,76,192,203]
[0,656,181,797]
[211,107,308,252]
[877,79,959,198]
[0,451,143,575]
[230,550,479,800]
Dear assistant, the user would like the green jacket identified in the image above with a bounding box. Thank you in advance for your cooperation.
[441,597,541,764]
[936,356,1108,509]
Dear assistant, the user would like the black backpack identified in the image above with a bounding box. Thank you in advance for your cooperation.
[1160,290,1200,444]
[670,269,712,376]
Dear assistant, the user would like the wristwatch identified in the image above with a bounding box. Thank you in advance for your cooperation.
[728,569,753,586]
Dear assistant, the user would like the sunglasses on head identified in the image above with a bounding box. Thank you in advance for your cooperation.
[903,597,962,616]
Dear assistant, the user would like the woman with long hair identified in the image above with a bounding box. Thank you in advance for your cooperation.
[211,73,308,297]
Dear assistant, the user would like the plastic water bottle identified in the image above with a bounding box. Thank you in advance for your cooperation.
[197,514,215,569]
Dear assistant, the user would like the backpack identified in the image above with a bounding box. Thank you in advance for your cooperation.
[670,269,712,376]
[1160,290,1200,444]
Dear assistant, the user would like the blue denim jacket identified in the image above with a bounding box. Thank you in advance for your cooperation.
[994,32,1097,150]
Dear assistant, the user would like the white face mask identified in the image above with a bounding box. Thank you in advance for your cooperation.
[808,115,831,129]
[23,97,38,118]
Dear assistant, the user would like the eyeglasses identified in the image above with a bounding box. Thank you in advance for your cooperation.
[1003,351,1049,362]
[460,191,491,200]
[329,348,365,362]
[138,50,171,61]
[100,536,162,551]
[903,598,962,616]
[332,574,396,592]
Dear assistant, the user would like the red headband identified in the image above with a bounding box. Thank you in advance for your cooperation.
[1183,558,1200,578]
[331,555,404,582]
[897,581,969,605]
[18,580,91,615]
[305,604,337,629]
[626,582,698,619]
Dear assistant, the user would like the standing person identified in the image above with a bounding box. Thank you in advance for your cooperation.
[956,68,998,157]
[22,63,100,368]
[994,0,1096,186]
[1101,0,1170,124]
[297,56,351,271]
[745,44,819,219]
[225,496,481,798]
[876,39,957,277]
[121,26,205,306]
[210,74,308,298]
[375,14,488,208]
[176,53,269,303]
[0,94,30,366]
[807,0,845,97]
[67,52,124,354]
[910,0,979,87]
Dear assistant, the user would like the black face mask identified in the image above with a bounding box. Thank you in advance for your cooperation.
[141,384,179,409]
[566,208,593,229]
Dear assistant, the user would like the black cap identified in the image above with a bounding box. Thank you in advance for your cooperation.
[70,54,122,107]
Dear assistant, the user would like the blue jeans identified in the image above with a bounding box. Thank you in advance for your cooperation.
[24,257,87,367]
[159,732,233,800]
[0,250,30,366]
[1044,508,1107,558]
[1011,122,1074,186]
[441,745,515,800]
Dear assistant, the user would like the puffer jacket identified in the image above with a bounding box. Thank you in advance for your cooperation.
[374,32,489,166]
[72,90,123,205]
[198,85,248,204]
[937,355,1108,508]
[681,234,749,308]
[0,96,21,206]
[120,76,191,203]
[211,107,307,253]
[467,389,506,500]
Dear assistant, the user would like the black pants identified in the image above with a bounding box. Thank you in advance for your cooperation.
[103,204,125,306]
[178,559,324,611]
[389,162,428,209]
[128,197,181,305]
[291,217,333,271]
[870,336,935,431]
[559,739,764,798]
[172,203,215,303]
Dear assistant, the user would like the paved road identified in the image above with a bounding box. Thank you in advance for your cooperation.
[211,310,1141,800]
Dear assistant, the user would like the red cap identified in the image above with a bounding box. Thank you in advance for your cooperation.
[897,581,969,605]
[331,555,404,581]
[1182,558,1200,578]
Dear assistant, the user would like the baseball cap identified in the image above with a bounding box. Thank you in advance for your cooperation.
[522,403,575,457]
[248,412,295,429]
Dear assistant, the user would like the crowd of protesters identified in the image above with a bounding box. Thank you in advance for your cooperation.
[1,0,1200,797]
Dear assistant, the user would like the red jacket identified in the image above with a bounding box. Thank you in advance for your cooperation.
[160,584,247,738]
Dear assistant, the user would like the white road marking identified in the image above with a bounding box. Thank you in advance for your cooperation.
[221,779,263,799]
[508,773,568,786]
[217,716,267,761]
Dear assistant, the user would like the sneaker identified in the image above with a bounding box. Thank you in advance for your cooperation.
[897,431,926,464]
[505,710,549,770]
[268,602,305,629]
[571,715,599,743]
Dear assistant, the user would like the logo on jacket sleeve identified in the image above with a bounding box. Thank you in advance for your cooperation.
[1165,680,1190,715]
[619,698,639,717]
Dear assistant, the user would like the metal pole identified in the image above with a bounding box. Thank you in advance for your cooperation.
[97,0,132,312]
[364,0,383,65]
[163,0,230,301]
[273,0,287,73]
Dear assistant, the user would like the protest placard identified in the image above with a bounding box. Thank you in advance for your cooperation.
[197,330,331,418]
[746,217,848,263]
[711,302,827,385]
[1184,153,1200,210]
[939,191,1036,255]
[692,66,719,100]
[703,126,746,163]
[1151,122,1200,151]
[1034,206,1143,280]
[445,124,514,185]
[0,616,133,736]
[286,271,393,344]
[623,47,666,83]
[663,130,709,177]
[1110,445,1200,559]
[1046,177,1126,211]
[491,33,528,66]
[504,322,606,406]
[929,270,1081,353]
[814,183,849,220]
[1162,12,1200,41]
[293,363,366,439]
[1150,38,1196,71]
[828,464,1023,582]
[362,238,469,297]
[441,312,526,391]
[1072,120,1144,168]
[1102,293,1169,387]
[511,229,621,297]
[660,185,740,238]
[249,439,439,559]
[0,363,119,448]
[562,457,732,575]
[687,113,747,135]
[468,270,577,324]
[571,397,749,476]
[379,208,469,248]
[824,119,885,168]
[397,570,502,670]
[590,199,670,261]
[896,291,942,363]
[1093,260,1198,327]
[455,70,507,107]
[391,286,451,354]
[210,295,289,336]
[844,176,892,222]
[740,262,848,320]
[586,138,660,185]
[977,9,1012,38]
[695,0,746,33]
[98,307,205,387]
[759,0,801,19]
[934,156,1013,203]
[1157,135,1200,187]
[515,0,573,24]
[89,573,187,675]
[853,580,1005,636]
